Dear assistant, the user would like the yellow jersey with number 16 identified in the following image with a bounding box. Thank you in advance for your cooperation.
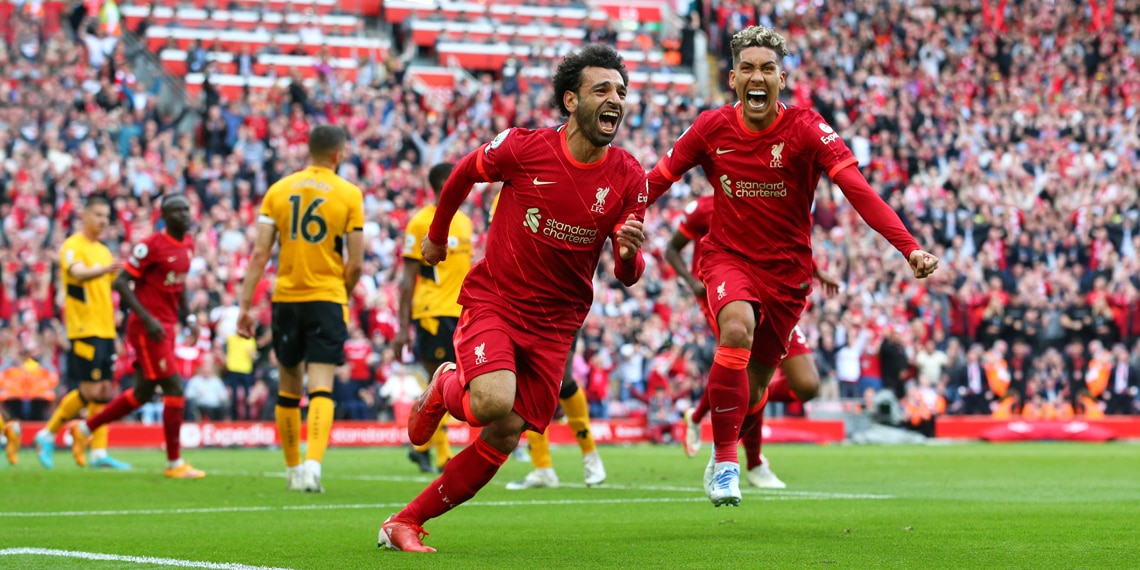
[259,165,364,305]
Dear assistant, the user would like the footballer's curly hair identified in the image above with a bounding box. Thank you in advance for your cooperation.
[551,44,629,117]
[731,26,789,67]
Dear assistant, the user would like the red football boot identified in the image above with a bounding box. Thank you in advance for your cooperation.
[407,363,455,446]
[378,515,436,553]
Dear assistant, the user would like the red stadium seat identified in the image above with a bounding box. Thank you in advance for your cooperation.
[122,5,360,35]
[434,42,660,72]
[145,0,341,15]
[145,27,388,60]
[382,0,604,27]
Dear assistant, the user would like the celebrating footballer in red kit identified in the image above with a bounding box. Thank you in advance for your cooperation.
[649,25,939,507]
[378,43,649,553]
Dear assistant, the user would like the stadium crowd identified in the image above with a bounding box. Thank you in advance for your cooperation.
[2,0,1140,429]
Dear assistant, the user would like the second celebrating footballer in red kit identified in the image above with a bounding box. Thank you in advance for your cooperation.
[648,25,939,507]
[378,43,650,553]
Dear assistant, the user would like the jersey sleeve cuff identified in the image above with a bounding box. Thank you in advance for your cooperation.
[474,145,491,182]
[827,157,859,180]
[258,214,275,225]
[123,263,142,278]
[678,225,695,240]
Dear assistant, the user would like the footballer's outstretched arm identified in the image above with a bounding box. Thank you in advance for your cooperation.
[832,165,938,278]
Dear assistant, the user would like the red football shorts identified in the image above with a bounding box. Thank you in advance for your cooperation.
[700,252,809,368]
[784,325,812,359]
[452,304,572,433]
[696,294,720,339]
[127,319,177,381]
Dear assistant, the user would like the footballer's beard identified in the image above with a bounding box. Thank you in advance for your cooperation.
[575,103,621,147]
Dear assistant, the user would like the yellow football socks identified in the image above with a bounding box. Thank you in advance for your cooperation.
[412,418,453,468]
[527,430,553,469]
[432,422,452,468]
[305,390,335,463]
[276,391,303,467]
[87,402,109,450]
[46,390,85,434]
[561,389,597,455]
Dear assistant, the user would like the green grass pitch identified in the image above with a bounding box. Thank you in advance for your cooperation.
[2,442,1139,569]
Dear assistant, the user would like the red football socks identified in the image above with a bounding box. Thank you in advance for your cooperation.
[741,420,763,471]
[740,399,766,471]
[708,346,750,464]
[738,398,766,438]
[441,368,488,427]
[85,388,142,431]
[440,367,464,419]
[163,396,185,462]
[396,437,508,526]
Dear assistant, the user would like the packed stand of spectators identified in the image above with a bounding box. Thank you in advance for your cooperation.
[3,0,1140,428]
[385,0,695,77]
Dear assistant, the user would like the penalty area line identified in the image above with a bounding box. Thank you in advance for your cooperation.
[0,547,292,570]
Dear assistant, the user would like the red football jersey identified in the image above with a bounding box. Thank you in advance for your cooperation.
[124,231,194,327]
[438,126,648,338]
[654,103,857,288]
[676,195,713,278]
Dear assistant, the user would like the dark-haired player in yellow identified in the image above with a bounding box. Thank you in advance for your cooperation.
[35,196,130,470]
[393,163,470,473]
[238,125,364,493]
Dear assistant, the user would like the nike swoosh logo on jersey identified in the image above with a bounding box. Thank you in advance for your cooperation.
[714,406,739,413]
[533,178,556,186]
[167,257,177,262]
[715,148,735,155]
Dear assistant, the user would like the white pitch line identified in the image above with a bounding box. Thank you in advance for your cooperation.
[0,492,889,518]
[0,547,292,570]
[210,470,895,499]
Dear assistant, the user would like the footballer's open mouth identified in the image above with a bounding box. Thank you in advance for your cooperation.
[599,108,620,134]
[746,89,768,111]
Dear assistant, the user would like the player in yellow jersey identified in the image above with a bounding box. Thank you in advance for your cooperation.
[393,163,470,473]
[484,192,607,489]
[238,125,365,493]
[35,196,131,471]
